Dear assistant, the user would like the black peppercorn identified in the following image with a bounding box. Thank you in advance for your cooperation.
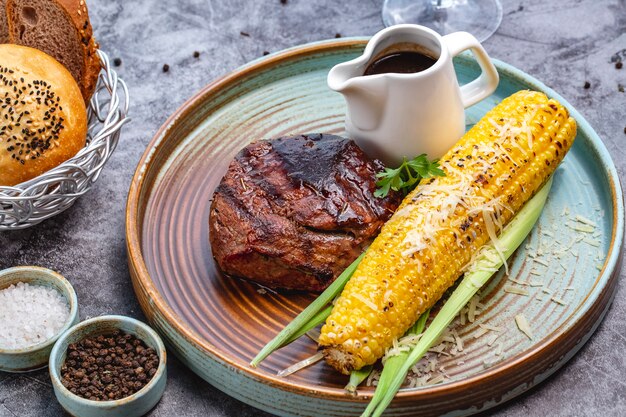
[60,331,160,401]
[162,64,170,73]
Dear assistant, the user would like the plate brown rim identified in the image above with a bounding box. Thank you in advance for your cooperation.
[125,38,624,403]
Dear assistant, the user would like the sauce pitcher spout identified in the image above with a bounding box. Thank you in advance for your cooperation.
[328,61,388,132]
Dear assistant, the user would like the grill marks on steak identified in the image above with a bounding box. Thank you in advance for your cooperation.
[209,134,401,292]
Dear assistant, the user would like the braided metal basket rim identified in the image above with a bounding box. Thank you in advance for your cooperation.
[0,50,130,230]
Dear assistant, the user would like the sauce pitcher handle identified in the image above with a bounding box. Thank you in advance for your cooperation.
[442,31,499,108]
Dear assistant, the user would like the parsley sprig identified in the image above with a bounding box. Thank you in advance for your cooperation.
[374,154,445,198]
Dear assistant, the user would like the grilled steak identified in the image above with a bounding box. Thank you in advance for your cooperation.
[209,134,401,292]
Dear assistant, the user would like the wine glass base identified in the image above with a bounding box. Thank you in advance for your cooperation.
[382,0,503,42]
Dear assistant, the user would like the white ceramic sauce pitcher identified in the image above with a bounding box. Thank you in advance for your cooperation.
[328,24,499,167]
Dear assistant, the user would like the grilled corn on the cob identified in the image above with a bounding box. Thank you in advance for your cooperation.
[318,90,577,374]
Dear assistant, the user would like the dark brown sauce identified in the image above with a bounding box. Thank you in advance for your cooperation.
[364,51,437,76]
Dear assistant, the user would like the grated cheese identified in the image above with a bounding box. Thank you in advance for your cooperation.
[428,343,446,354]
[469,273,487,288]
[473,327,490,339]
[407,374,430,388]
[428,375,445,385]
[486,333,500,347]
[353,293,378,312]
[574,215,597,227]
[483,359,499,369]
[479,323,503,332]
[459,308,467,325]
[566,222,595,233]
[277,352,324,377]
[482,206,509,274]
[452,330,464,352]
[582,237,601,247]
[468,296,480,323]
[515,314,533,340]
[504,286,529,296]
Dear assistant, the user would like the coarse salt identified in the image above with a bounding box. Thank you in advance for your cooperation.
[0,282,70,349]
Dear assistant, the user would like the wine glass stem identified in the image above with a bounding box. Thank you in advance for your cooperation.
[432,0,455,8]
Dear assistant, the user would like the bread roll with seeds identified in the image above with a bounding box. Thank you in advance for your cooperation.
[0,44,87,186]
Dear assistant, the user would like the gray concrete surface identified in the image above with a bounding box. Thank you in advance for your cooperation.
[1,0,625,416]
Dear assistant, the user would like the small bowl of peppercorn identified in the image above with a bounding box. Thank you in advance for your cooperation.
[48,315,167,417]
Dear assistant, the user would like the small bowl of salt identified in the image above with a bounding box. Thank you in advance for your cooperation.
[0,266,79,372]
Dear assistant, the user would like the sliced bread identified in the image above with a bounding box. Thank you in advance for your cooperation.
[0,0,8,42]
[6,0,100,102]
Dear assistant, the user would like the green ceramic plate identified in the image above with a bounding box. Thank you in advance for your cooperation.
[126,39,624,417]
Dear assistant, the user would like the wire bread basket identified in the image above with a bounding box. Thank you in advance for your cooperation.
[0,50,130,230]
